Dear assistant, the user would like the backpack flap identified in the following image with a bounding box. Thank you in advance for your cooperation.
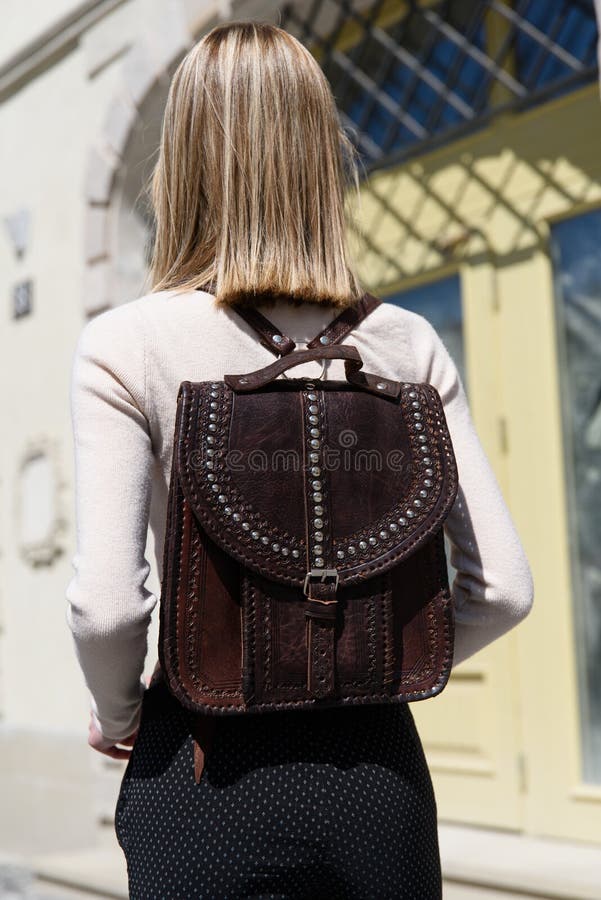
[175,376,458,587]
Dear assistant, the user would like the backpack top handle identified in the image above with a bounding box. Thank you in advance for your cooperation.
[224,344,402,399]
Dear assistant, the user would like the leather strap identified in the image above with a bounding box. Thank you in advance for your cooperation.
[306,293,382,350]
[232,292,382,358]
[224,345,401,399]
[233,306,297,356]
[304,583,338,698]
[190,714,217,784]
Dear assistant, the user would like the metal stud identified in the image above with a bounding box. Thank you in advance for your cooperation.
[314,532,323,542]
[308,405,318,414]
[310,453,320,463]
[398,517,407,526]
[424,478,433,487]
[292,549,300,559]
[359,541,368,551]
[218,495,227,503]
[336,550,345,559]
[206,448,215,457]
[312,480,322,491]
[207,436,215,444]
[211,484,220,492]
[379,530,388,540]
[233,513,242,523]
[311,467,321,477]
[210,402,218,409]
[314,505,324,516]
[310,428,320,438]
[425,468,434,476]
[307,393,318,401]
[415,423,424,431]
[420,446,430,454]
[314,518,323,528]
[313,492,323,503]
[314,558,324,567]
[207,473,216,482]
[408,391,417,399]
[272,334,283,344]
[272,543,280,552]
[224,506,232,515]
[210,391,218,399]
[281,547,290,556]
[376,382,387,390]
[418,434,427,443]
[209,413,218,421]
[210,383,220,389]
[310,439,320,449]
[413,499,423,508]
[368,536,377,546]
[406,510,415,518]
[251,531,260,540]
[389,523,399,533]
[309,416,319,425]
[261,536,269,545]
[208,423,217,432]
[411,401,420,410]
[242,521,251,530]
[413,412,422,420]
[348,546,356,555]
[423,457,432,465]
[319,335,330,345]
[419,490,428,498]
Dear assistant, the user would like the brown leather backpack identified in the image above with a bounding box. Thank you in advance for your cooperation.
[156,293,458,782]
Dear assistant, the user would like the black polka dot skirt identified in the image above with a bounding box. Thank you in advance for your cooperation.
[114,677,442,899]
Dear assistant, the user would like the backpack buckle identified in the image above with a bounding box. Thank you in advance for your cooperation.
[303,568,339,597]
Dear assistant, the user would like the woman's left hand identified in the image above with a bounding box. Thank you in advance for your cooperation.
[88,713,138,760]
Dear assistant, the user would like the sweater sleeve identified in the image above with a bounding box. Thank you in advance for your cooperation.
[65,303,157,742]
[415,318,534,667]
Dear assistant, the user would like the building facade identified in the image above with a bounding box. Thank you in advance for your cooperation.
[1,0,600,894]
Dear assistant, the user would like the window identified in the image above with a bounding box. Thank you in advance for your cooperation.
[551,209,601,784]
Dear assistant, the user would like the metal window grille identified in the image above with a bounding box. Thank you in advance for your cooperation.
[281,0,599,171]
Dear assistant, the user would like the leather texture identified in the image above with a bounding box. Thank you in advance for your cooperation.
[156,293,459,781]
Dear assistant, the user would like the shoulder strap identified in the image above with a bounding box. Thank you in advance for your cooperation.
[305,293,382,350]
[230,306,297,356]
[232,292,382,358]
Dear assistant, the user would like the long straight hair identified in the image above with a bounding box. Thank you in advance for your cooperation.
[148,21,364,308]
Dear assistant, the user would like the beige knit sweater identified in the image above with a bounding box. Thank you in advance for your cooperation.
[65,289,534,741]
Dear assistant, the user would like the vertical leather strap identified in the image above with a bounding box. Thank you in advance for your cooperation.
[189,714,217,784]
[231,292,382,358]
[305,590,338,698]
[306,617,336,697]
[305,293,382,349]
[231,306,297,355]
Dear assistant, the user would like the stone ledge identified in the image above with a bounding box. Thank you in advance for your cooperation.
[28,847,127,899]
[439,823,601,900]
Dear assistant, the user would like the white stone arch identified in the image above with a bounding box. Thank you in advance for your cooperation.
[81,0,287,316]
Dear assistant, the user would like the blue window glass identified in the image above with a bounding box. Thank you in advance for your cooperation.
[551,209,601,784]
[516,0,597,96]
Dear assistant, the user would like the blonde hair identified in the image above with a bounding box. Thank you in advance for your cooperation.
[147,21,364,309]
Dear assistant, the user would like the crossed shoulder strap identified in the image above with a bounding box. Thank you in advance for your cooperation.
[232,292,382,357]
